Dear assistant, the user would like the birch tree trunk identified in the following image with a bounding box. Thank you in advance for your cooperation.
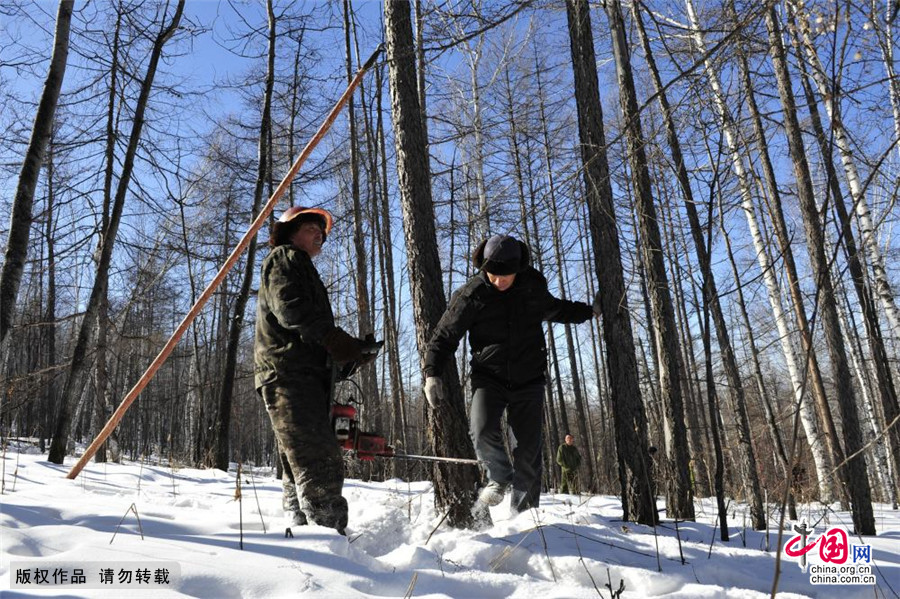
[384,0,481,528]
[633,1,764,524]
[869,0,900,161]
[764,6,875,534]
[1,0,73,345]
[565,0,656,525]
[683,0,838,503]
[787,5,900,502]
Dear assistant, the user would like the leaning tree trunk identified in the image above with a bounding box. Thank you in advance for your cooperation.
[683,0,839,503]
[734,28,848,506]
[384,0,481,529]
[48,0,185,464]
[1,0,72,345]
[605,0,694,521]
[764,6,875,535]
[565,0,656,526]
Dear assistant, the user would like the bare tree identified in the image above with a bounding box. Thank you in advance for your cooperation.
[683,0,839,503]
[209,0,276,472]
[565,0,656,525]
[1,0,72,346]
[606,0,697,522]
[788,0,900,343]
[384,0,481,528]
[766,5,875,534]
[48,0,185,464]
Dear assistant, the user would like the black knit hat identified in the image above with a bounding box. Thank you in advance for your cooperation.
[473,235,530,275]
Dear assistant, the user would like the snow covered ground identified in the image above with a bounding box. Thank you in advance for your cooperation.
[1,443,898,598]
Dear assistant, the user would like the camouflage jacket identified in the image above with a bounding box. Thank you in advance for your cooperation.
[254,245,335,389]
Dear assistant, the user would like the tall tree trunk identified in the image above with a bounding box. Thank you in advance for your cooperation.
[1,0,72,345]
[565,0,656,525]
[606,0,694,521]
[384,0,481,528]
[764,6,875,534]
[683,0,839,503]
[48,0,185,464]
[41,144,59,452]
[376,62,409,454]
[548,187,596,491]
[735,27,847,506]
[869,0,900,161]
[787,6,900,503]
[833,264,897,505]
[91,2,124,466]
[700,247,729,541]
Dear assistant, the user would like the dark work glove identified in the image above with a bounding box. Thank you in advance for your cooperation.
[321,327,364,363]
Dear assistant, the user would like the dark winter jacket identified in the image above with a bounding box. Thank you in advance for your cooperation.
[423,267,594,388]
[556,443,582,471]
[254,245,335,389]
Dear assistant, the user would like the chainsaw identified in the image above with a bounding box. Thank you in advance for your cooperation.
[329,336,481,466]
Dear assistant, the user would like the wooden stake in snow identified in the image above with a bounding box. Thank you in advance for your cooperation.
[66,45,383,480]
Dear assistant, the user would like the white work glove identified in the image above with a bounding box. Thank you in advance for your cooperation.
[592,290,602,317]
[423,376,444,409]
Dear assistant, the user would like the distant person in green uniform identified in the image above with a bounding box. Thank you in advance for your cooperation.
[556,434,582,495]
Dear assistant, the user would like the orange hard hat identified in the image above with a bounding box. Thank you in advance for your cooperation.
[277,206,333,235]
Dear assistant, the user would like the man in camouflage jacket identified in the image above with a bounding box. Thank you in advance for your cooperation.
[254,206,371,535]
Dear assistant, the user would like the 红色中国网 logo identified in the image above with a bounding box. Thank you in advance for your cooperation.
[783,521,876,586]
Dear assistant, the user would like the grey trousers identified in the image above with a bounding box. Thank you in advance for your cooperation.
[261,380,347,534]
[469,377,544,512]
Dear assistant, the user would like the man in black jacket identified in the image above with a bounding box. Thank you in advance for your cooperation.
[255,206,372,535]
[423,234,599,512]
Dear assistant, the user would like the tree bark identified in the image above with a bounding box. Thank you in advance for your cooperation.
[787,5,900,504]
[683,0,839,503]
[384,0,481,528]
[605,0,694,521]
[788,0,900,343]
[564,0,656,525]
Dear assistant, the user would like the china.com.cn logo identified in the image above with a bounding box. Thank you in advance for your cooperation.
[782,522,876,586]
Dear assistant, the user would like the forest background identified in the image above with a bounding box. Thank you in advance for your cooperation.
[1,0,898,534]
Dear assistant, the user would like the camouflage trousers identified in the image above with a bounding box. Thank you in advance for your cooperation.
[260,380,347,534]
